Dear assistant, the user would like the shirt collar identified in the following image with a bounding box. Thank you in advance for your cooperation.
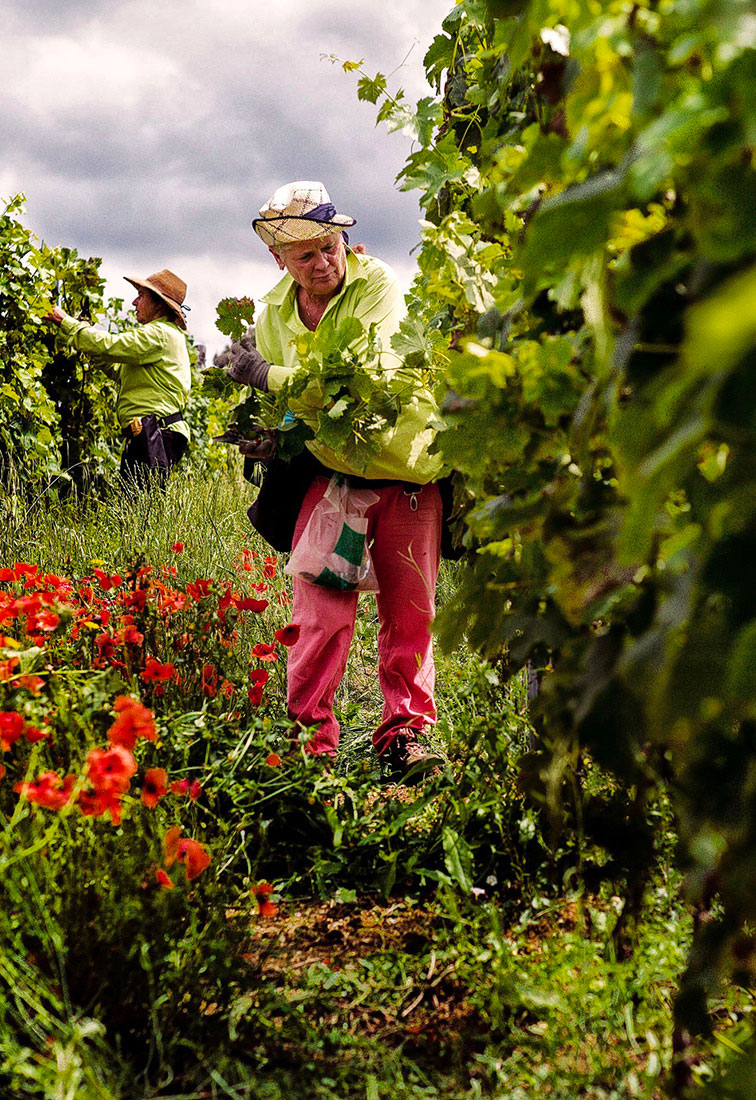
[260,249,368,310]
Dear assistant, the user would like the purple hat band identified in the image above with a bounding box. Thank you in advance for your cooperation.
[252,202,355,244]
[302,203,351,242]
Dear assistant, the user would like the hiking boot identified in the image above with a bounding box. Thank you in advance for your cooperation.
[380,729,445,785]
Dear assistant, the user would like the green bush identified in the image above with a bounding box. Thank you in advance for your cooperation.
[344,0,755,1083]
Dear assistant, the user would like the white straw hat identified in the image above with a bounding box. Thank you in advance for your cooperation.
[252,181,356,248]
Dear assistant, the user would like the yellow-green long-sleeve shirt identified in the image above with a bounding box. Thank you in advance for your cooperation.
[255,251,442,483]
[59,316,191,440]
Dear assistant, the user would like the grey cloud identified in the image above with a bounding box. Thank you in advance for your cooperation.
[5,0,103,23]
[297,5,397,61]
[2,0,440,285]
[4,74,420,260]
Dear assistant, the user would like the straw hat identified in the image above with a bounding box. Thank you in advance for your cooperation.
[252,181,356,249]
[124,269,188,329]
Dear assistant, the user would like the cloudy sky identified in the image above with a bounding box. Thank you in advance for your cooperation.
[2,0,453,356]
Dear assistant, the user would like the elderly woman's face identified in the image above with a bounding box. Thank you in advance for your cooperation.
[275,233,347,299]
[133,287,164,324]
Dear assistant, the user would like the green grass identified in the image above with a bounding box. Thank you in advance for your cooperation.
[0,468,753,1099]
[1,464,257,583]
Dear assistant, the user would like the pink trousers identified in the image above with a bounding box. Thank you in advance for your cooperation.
[286,476,442,757]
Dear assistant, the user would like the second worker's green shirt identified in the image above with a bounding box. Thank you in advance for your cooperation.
[59,316,191,440]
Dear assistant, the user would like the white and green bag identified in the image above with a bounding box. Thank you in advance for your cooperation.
[284,474,379,591]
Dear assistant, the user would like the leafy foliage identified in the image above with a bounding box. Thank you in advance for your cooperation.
[210,315,432,466]
[346,0,756,1085]
[0,196,229,490]
[0,195,126,495]
[215,294,256,343]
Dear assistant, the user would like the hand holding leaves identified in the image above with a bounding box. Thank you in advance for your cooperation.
[217,341,271,391]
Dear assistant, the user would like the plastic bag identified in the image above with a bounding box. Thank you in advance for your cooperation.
[284,475,379,591]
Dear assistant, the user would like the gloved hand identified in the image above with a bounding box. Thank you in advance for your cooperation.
[213,333,255,367]
[214,335,270,391]
[238,431,277,461]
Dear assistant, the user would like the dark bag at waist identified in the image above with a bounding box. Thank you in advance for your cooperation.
[246,449,325,553]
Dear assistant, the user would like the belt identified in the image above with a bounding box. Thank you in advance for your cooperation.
[156,411,185,429]
[340,472,424,511]
[346,475,422,491]
[312,457,421,492]
[123,411,185,438]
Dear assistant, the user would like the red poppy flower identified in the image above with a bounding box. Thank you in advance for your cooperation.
[86,744,137,794]
[15,771,75,811]
[250,643,277,663]
[252,881,278,918]
[0,711,25,749]
[171,542,184,553]
[41,572,66,589]
[14,594,42,616]
[92,568,113,592]
[140,658,176,684]
[156,867,175,888]
[0,657,20,682]
[108,696,156,748]
[163,827,210,881]
[163,825,182,864]
[177,838,211,880]
[170,778,190,796]
[0,568,17,583]
[189,779,202,801]
[265,753,282,768]
[23,724,49,744]
[33,609,60,632]
[248,684,264,707]
[186,579,212,600]
[16,673,45,694]
[13,563,38,577]
[274,624,301,647]
[235,596,269,613]
[122,588,148,612]
[249,668,269,686]
[0,763,5,779]
[78,785,124,824]
[142,767,168,807]
[201,664,218,698]
[118,625,145,646]
[96,633,117,661]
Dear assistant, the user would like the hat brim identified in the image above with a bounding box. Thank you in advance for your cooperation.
[124,276,187,329]
[252,213,355,249]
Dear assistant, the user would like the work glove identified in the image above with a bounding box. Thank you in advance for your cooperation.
[214,336,270,391]
[238,431,277,461]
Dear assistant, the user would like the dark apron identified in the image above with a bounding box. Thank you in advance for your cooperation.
[121,412,187,487]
